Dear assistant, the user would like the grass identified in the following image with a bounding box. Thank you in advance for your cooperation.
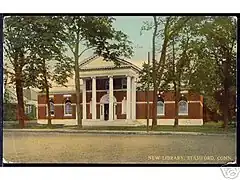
[71,121,235,133]
[3,121,236,134]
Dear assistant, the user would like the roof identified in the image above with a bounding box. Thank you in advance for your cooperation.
[79,55,142,72]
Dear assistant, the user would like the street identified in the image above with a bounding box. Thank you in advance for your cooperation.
[3,131,236,164]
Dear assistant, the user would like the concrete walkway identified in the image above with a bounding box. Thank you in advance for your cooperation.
[3,128,235,136]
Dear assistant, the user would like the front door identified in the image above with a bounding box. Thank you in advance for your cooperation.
[104,104,109,121]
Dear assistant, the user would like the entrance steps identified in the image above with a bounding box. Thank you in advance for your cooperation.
[82,119,143,126]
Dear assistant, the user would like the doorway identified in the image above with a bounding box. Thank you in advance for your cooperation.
[104,104,109,121]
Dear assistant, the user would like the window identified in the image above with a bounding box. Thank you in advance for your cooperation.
[157,101,165,115]
[178,100,188,115]
[64,98,72,116]
[122,78,127,89]
[46,99,54,116]
[25,105,32,114]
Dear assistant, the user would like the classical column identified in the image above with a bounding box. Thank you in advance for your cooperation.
[126,75,131,120]
[82,78,87,120]
[109,76,114,121]
[131,77,136,120]
[92,76,96,120]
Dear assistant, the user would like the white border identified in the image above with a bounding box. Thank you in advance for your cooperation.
[0,167,233,180]
[0,0,239,13]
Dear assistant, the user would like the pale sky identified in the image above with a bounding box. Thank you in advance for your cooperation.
[78,16,154,66]
[5,16,156,90]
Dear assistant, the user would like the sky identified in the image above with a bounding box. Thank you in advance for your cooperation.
[5,16,156,89]
[79,16,154,66]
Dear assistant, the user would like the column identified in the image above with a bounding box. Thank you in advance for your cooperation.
[82,78,87,120]
[92,76,96,120]
[131,77,136,120]
[126,75,131,120]
[109,76,113,121]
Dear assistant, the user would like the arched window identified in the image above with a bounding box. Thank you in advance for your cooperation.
[157,97,165,115]
[46,98,54,116]
[178,100,188,115]
[64,98,72,116]
[50,100,54,115]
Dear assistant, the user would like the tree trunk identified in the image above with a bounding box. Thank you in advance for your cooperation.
[46,86,51,127]
[174,86,179,127]
[151,89,158,129]
[74,33,82,128]
[151,16,158,129]
[43,61,52,127]
[222,61,229,131]
[15,77,25,128]
[223,84,229,131]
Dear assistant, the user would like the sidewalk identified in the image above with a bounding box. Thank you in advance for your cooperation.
[3,128,235,136]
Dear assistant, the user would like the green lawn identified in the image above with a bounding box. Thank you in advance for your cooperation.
[71,121,236,133]
[4,121,236,134]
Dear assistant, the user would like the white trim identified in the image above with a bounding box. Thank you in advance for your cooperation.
[136,119,203,126]
[38,104,76,107]
[37,118,203,126]
[109,76,114,121]
[122,97,126,114]
[82,78,87,120]
[180,90,188,94]
[38,101,202,106]
[86,89,127,93]
[100,104,104,120]
[63,94,72,97]
[92,77,96,119]
[38,90,75,95]
[90,100,92,114]
[131,77,136,120]
[126,76,131,119]
[136,100,202,104]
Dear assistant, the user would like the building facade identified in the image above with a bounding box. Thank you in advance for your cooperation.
[37,55,203,126]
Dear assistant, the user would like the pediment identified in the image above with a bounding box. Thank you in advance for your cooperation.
[79,55,141,72]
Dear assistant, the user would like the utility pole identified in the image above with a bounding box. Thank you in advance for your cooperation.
[147,52,150,133]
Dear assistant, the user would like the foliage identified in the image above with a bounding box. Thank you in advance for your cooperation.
[188,16,236,116]
[59,16,133,127]
[3,89,17,121]
[4,16,73,127]
[138,16,236,124]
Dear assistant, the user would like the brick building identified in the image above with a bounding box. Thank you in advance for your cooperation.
[37,55,203,126]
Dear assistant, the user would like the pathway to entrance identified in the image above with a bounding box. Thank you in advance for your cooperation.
[100,93,117,121]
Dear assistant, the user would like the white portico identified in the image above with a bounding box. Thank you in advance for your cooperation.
[79,55,140,121]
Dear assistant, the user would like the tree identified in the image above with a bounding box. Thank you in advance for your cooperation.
[4,16,73,127]
[24,16,73,127]
[162,17,202,127]
[140,16,191,128]
[3,88,17,122]
[59,16,133,128]
[189,16,236,130]
[4,16,36,128]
